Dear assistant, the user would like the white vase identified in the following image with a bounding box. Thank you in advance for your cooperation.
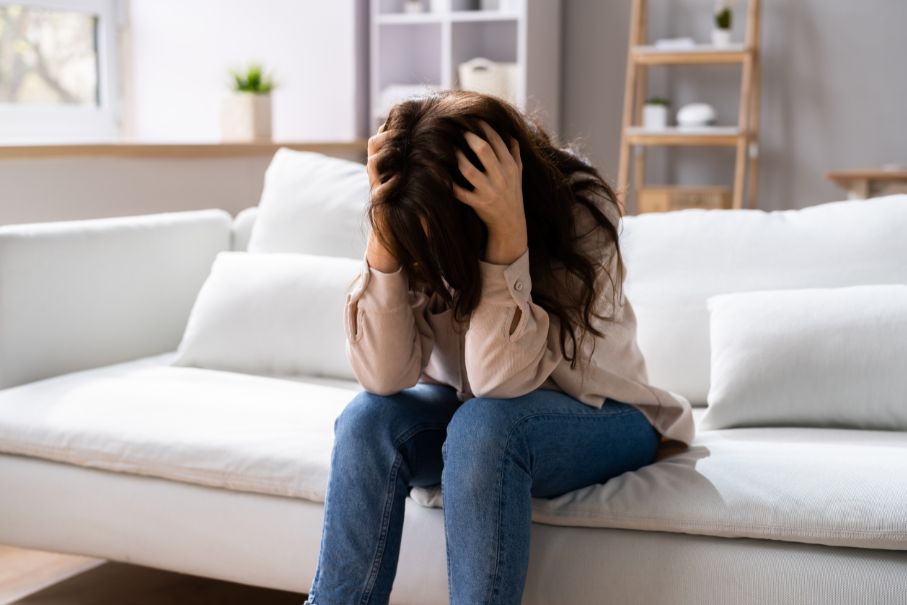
[220,92,272,142]
[711,28,732,47]
[642,104,668,130]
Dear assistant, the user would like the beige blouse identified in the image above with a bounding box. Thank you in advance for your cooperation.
[343,179,695,447]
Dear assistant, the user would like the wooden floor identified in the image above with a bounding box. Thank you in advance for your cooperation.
[0,545,306,604]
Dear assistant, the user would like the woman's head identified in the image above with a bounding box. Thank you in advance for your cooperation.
[368,89,624,366]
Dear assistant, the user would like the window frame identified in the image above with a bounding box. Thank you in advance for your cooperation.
[0,0,122,142]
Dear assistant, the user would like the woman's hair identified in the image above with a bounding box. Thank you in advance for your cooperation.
[369,89,625,368]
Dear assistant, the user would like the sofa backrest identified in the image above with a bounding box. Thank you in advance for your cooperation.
[232,194,907,405]
[232,206,258,252]
[0,209,232,390]
[620,195,907,404]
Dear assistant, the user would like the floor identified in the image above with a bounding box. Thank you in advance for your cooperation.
[0,545,306,605]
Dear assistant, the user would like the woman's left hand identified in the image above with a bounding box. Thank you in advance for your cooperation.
[453,119,528,265]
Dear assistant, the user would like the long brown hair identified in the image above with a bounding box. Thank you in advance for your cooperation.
[369,89,625,368]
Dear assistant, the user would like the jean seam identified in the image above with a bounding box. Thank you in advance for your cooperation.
[360,450,403,605]
[482,405,645,603]
[358,423,450,605]
[483,411,536,604]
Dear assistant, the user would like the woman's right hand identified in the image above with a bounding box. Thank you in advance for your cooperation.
[365,121,402,273]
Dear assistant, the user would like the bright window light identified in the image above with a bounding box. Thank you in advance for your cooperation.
[0,0,120,142]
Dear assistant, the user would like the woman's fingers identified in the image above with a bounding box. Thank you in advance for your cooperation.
[366,128,399,189]
[476,119,512,166]
[456,148,489,190]
[463,130,503,181]
[509,136,522,171]
[367,129,391,157]
[452,182,479,207]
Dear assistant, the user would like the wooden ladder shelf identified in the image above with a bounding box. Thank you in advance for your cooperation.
[617,0,762,213]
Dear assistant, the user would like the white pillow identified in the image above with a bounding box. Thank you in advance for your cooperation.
[700,284,907,431]
[171,251,362,380]
[246,148,370,258]
[620,195,907,406]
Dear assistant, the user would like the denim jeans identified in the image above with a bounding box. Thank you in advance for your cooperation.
[303,383,661,605]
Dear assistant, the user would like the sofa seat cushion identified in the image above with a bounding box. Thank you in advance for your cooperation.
[411,426,907,551]
[0,353,359,502]
[2,356,905,551]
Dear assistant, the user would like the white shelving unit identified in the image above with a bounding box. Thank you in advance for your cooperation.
[369,0,561,135]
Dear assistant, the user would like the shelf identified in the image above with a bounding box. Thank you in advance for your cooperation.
[632,44,749,65]
[451,10,520,22]
[370,0,562,138]
[376,13,442,24]
[0,140,368,160]
[625,126,743,146]
[375,10,519,24]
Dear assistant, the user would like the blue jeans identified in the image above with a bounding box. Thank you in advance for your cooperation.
[303,383,661,605]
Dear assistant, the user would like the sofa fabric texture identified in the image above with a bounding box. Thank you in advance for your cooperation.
[0,209,231,390]
[702,284,907,431]
[172,251,361,380]
[1,353,905,551]
[620,195,907,405]
[246,148,370,259]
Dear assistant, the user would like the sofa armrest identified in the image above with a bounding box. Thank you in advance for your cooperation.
[0,209,231,390]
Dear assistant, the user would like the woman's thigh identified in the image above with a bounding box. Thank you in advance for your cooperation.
[445,388,661,499]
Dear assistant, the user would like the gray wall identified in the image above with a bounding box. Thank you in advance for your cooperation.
[561,0,907,210]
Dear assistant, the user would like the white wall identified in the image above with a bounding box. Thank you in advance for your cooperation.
[126,0,366,142]
[0,1,370,226]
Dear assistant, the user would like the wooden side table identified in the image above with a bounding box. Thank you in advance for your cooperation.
[826,168,907,200]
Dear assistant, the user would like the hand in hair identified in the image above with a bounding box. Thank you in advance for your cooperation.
[364,121,402,273]
[453,119,527,266]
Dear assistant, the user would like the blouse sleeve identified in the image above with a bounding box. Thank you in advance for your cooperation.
[463,248,564,398]
[344,254,434,395]
[463,178,622,400]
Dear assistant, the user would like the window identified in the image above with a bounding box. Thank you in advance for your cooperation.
[0,0,121,141]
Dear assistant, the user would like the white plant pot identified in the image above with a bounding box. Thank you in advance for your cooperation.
[711,28,732,47]
[220,92,273,142]
[642,104,669,130]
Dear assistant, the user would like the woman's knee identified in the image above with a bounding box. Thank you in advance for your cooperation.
[334,389,400,437]
[443,396,528,463]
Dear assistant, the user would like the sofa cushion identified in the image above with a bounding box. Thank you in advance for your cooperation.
[171,251,360,381]
[0,353,359,502]
[246,148,370,258]
[701,284,907,431]
[413,425,907,550]
[620,194,907,405]
[1,355,905,551]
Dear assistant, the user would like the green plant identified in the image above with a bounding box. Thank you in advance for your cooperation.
[645,96,671,106]
[714,7,732,30]
[230,64,275,94]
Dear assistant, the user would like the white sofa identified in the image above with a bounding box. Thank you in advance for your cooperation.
[2,192,907,604]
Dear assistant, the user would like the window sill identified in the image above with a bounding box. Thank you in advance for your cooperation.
[0,140,368,160]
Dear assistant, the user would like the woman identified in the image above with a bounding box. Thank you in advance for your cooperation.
[303,89,695,605]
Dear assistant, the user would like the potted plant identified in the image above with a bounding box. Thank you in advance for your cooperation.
[712,0,734,47]
[220,63,275,142]
[643,96,671,130]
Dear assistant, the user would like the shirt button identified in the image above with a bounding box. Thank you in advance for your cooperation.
[514,280,524,291]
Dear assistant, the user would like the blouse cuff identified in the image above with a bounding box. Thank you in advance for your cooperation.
[478,247,532,305]
[349,254,411,311]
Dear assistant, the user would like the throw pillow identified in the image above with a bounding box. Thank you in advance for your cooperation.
[700,284,907,430]
[171,251,362,380]
[246,148,370,258]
